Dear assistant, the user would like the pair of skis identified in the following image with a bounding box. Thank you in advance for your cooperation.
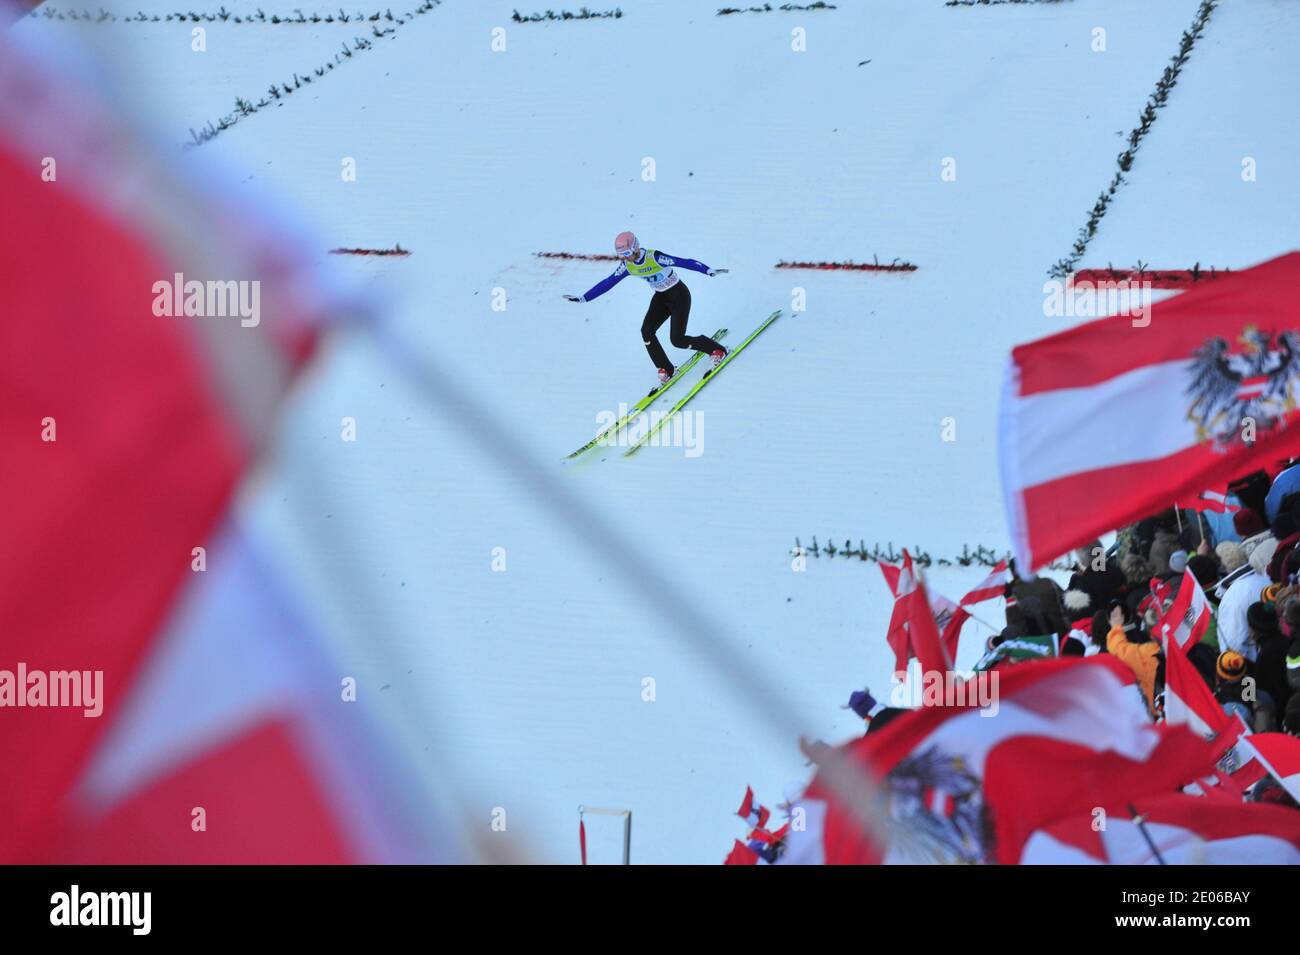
[563,326,729,460]
[563,309,782,460]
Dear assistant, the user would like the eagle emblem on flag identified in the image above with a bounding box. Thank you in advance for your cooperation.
[884,746,994,864]
[1187,328,1300,449]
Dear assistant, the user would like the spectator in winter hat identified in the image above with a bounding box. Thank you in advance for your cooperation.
[1214,650,1254,727]
[1215,540,1247,574]
[1234,506,1266,540]
[1211,654,1242,686]
[1186,553,1221,589]
[1217,536,1277,663]
[1268,535,1300,589]
[845,688,908,736]
[1067,540,1125,609]
[847,688,884,721]
[1271,505,1300,542]
[1239,527,1275,560]
[1106,604,1161,714]
[1216,650,1247,682]
[1062,588,1092,621]
[1266,532,1300,582]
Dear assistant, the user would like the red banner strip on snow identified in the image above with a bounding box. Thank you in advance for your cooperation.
[329,245,411,256]
[1000,251,1300,571]
[534,251,621,261]
[1072,267,1233,289]
[774,259,917,272]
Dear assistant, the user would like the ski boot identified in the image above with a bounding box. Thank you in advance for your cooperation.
[647,367,672,398]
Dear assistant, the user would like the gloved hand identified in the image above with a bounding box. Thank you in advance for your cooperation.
[706,268,729,277]
[563,294,583,302]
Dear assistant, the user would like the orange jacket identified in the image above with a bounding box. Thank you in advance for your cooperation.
[1107,625,1161,713]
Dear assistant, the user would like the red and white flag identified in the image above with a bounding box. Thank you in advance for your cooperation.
[1239,733,1300,804]
[1020,793,1300,864]
[778,657,1216,864]
[1162,629,1234,739]
[0,34,456,863]
[959,560,1012,607]
[723,840,760,866]
[1157,569,1213,654]
[1161,638,1263,800]
[1176,487,1239,514]
[880,553,960,675]
[736,786,771,830]
[1000,252,1300,570]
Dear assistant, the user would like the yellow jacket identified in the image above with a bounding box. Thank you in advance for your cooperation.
[1107,625,1160,713]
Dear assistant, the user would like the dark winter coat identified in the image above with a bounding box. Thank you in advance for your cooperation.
[1067,565,1126,612]
[1253,631,1292,716]
[1007,576,1069,637]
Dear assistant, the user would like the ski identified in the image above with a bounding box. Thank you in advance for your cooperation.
[623,309,782,458]
[563,327,728,459]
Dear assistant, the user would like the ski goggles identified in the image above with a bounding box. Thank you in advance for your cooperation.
[616,244,639,259]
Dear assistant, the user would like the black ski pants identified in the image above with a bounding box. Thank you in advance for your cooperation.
[639,281,722,375]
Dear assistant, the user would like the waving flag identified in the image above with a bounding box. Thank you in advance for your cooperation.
[959,560,1012,607]
[723,840,760,866]
[1157,569,1213,653]
[879,553,958,675]
[1160,639,1259,800]
[736,786,771,830]
[779,657,1216,864]
[0,32,458,863]
[1240,733,1300,803]
[1000,252,1300,570]
[1020,793,1300,864]
[1176,487,1239,514]
[1162,630,1234,739]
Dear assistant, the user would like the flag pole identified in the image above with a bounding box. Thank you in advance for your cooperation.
[1128,803,1167,865]
[962,608,1002,633]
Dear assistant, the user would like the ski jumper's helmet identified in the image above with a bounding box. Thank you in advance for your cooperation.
[614,231,640,259]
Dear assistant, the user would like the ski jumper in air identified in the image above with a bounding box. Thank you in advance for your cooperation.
[566,231,728,384]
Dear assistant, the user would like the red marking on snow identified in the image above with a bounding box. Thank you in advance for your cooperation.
[329,245,411,257]
[1072,267,1233,288]
[774,259,917,272]
[534,251,620,262]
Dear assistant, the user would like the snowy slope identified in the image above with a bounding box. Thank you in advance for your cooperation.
[18,0,1299,862]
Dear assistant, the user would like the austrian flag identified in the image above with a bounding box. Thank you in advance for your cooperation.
[1175,486,1238,514]
[960,560,1012,607]
[879,553,962,675]
[999,252,1300,570]
[1158,569,1213,654]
